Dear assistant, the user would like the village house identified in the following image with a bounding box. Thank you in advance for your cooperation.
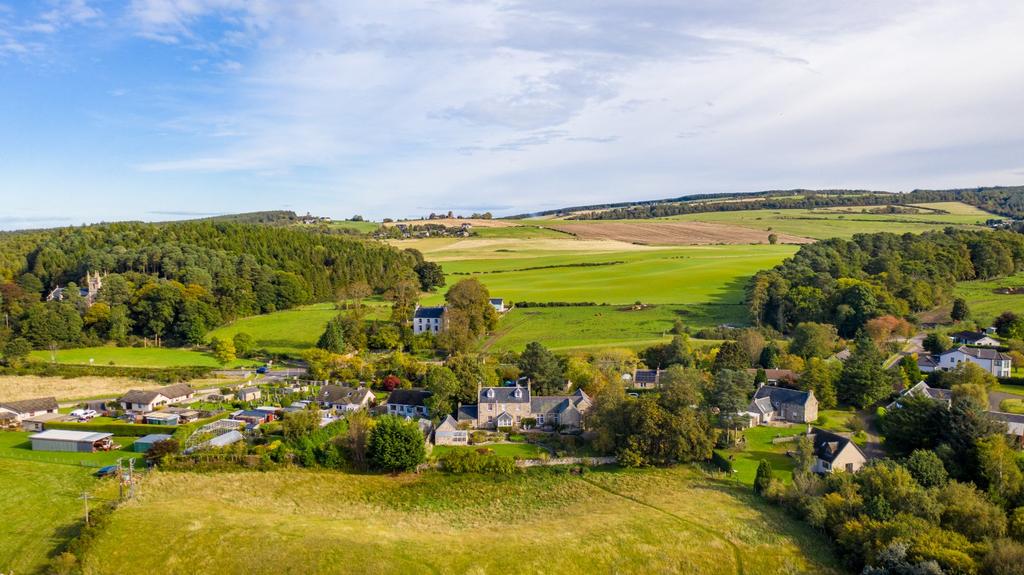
[118,383,195,413]
[0,396,59,422]
[746,385,818,426]
[412,306,447,334]
[950,331,1001,347]
[237,386,262,402]
[919,345,1012,378]
[475,382,591,431]
[433,414,468,445]
[489,298,507,313]
[386,388,432,418]
[318,385,375,412]
[809,427,867,474]
[628,368,662,389]
[747,368,799,386]
[885,381,953,410]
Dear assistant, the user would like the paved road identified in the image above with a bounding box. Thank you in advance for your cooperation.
[989,391,1020,412]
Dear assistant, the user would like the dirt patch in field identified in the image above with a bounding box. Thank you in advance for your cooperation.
[0,376,162,402]
[548,222,813,245]
[384,218,515,228]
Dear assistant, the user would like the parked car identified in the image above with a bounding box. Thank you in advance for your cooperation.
[256,366,269,374]
[94,465,118,478]
[70,409,98,421]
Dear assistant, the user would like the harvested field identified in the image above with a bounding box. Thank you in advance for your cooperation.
[0,375,159,402]
[549,221,812,245]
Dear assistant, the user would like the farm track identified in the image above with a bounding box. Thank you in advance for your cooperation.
[579,476,746,575]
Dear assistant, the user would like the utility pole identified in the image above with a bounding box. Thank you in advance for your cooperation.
[80,492,91,526]
[127,458,136,499]
[117,458,124,500]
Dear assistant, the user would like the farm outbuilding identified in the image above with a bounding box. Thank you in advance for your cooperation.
[30,430,113,453]
[133,433,174,453]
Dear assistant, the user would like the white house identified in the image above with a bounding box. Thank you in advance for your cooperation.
[809,428,867,474]
[0,397,59,422]
[950,331,1001,347]
[118,383,194,413]
[318,385,375,412]
[385,389,432,418]
[413,306,447,334]
[489,298,507,313]
[931,346,1012,378]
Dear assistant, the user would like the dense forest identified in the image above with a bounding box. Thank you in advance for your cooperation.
[549,186,1024,221]
[0,221,430,349]
[747,228,1024,335]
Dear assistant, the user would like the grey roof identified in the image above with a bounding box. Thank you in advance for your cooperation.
[917,354,939,368]
[810,428,865,464]
[749,396,773,415]
[119,389,163,404]
[531,389,590,416]
[135,433,173,444]
[386,388,432,407]
[950,345,1010,361]
[435,414,460,432]
[886,381,952,409]
[951,331,994,343]
[30,429,112,442]
[413,306,446,319]
[238,386,260,395]
[479,385,530,404]
[457,404,478,422]
[989,411,1024,424]
[158,383,194,399]
[0,396,58,414]
[320,385,374,406]
[489,298,504,304]
[751,385,813,407]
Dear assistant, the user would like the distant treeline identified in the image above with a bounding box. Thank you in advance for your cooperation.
[747,228,1024,335]
[518,186,1024,221]
[0,220,429,350]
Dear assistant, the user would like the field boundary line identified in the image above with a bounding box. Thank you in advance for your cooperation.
[579,476,745,575]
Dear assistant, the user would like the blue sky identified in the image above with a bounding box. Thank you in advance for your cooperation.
[2,1,1024,229]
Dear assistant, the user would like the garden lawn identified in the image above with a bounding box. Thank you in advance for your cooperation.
[206,301,392,356]
[432,442,545,459]
[482,304,739,353]
[76,466,839,574]
[29,347,259,369]
[0,431,141,467]
[718,425,806,486]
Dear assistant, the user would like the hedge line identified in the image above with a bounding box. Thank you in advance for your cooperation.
[0,363,212,383]
[710,451,733,473]
[45,421,177,437]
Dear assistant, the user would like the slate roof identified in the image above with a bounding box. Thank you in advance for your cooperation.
[809,427,865,464]
[413,306,446,319]
[0,396,58,414]
[530,389,591,416]
[457,404,478,422]
[119,389,163,404]
[751,385,813,407]
[951,345,1010,361]
[238,386,260,395]
[951,331,996,344]
[917,354,939,369]
[479,385,530,404]
[749,396,773,416]
[489,298,504,305]
[886,381,953,409]
[386,388,432,407]
[320,385,375,406]
[158,383,194,399]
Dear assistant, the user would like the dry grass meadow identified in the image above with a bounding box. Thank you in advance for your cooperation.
[78,466,839,575]
[0,375,161,402]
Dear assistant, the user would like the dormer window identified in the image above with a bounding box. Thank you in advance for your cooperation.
[486,388,494,399]
[513,388,522,398]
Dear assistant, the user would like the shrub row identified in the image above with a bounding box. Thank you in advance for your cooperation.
[710,451,733,473]
[45,421,176,437]
[0,363,212,383]
[514,301,600,308]
[439,449,516,474]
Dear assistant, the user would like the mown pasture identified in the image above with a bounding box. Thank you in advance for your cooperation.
[29,346,260,369]
[77,466,840,574]
[953,271,1024,327]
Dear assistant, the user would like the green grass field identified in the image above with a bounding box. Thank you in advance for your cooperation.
[653,201,992,239]
[432,442,546,459]
[30,346,260,369]
[77,466,839,574]
[416,241,796,306]
[482,304,739,352]
[0,459,100,573]
[205,302,393,355]
[0,431,141,466]
[719,425,807,485]
[954,271,1024,327]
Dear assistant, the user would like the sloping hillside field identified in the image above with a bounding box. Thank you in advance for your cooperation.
[78,467,839,575]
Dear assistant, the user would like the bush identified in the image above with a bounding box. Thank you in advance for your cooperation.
[439,450,516,474]
[710,451,733,473]
[368,416,426,472]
